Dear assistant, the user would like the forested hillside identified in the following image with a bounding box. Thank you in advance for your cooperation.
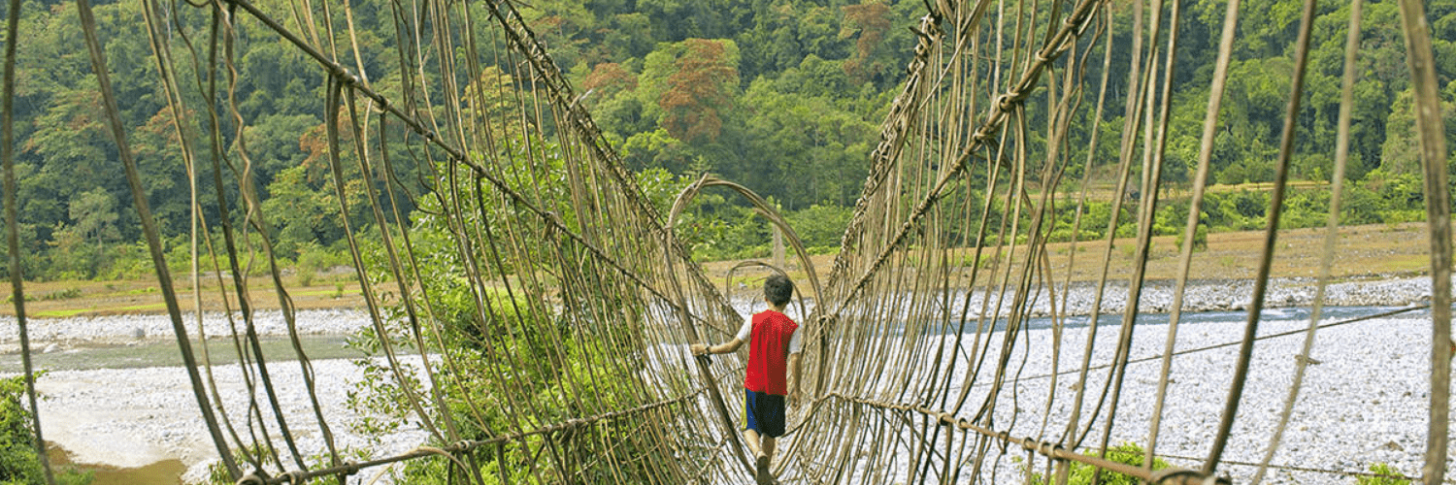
[1,0,1453,281]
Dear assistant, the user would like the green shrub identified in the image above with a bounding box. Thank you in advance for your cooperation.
[199,445,268,485]
[1174,224,1208,252]
[40,288,82,301]
[1357,463,1411,485]
[295,243,346,274]
[296,267,316,287]
[956,251,981,268]
[0,375,92,485]
[1024,443,1169,485]
[4,288,81,304]
[100,241,155,281]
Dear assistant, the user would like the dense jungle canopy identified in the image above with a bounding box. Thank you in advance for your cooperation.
[1,0,1454,280]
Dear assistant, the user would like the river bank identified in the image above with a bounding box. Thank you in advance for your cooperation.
[36,355,429,484]
[8,273,1452,484]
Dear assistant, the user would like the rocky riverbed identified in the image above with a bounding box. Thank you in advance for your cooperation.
[0,308,365,351]
[966,311,1442,484]
[962,275,1438,318]
[38,357,429,483]
[0,309,422,484]
[7,274,1453,484]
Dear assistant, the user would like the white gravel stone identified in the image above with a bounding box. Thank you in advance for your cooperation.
[30,355,428,484]
[959,314,1447,484]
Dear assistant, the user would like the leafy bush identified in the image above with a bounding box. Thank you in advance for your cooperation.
[1023,443,1169,485]
[1174,224,1208,252]
[1357,463,1411,485]
[0,375,92,485]
[348,275,656,483]
[295,243,348,275]
[39,288,82,301]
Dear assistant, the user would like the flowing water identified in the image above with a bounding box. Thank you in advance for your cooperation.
[0,335,367,373]
[49,446,187,485]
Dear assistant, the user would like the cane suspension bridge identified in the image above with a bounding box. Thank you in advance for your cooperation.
[0,0,1452,483]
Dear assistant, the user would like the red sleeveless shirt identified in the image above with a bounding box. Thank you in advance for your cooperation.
[743,310,799,395]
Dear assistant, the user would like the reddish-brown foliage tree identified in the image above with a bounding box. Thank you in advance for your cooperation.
[299,122,358,184]
[659,39,739,144]
[841,1,891,82]
[582,62,638,99]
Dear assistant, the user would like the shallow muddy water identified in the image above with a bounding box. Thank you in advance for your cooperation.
[50,445,187,485]
[0,335,379,373]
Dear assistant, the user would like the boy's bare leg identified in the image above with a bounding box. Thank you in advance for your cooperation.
[762,436,776,462]
[746,429,771,484]
[744,429,764,457]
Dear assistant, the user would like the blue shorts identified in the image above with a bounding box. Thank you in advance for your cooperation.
[744,389,786,438]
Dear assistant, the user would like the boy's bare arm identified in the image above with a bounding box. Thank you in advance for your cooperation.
[690,338,744,355]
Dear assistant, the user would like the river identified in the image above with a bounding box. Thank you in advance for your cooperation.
[15,300,1448,484]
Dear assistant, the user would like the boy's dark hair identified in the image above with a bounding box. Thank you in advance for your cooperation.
[763,274,794,307]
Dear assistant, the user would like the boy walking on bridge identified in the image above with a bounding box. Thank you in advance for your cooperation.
[692,274,804,485]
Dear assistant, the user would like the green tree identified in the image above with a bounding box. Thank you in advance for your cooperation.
[243,114,320,189]
[1380,88,1456,176]
[67,188,118,250]
[346,134,663,483]
[740,78,876,207]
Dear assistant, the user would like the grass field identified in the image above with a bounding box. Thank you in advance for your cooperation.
[0,274,366,318]
[0,222,1436,318]
[700,221,1434,290]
